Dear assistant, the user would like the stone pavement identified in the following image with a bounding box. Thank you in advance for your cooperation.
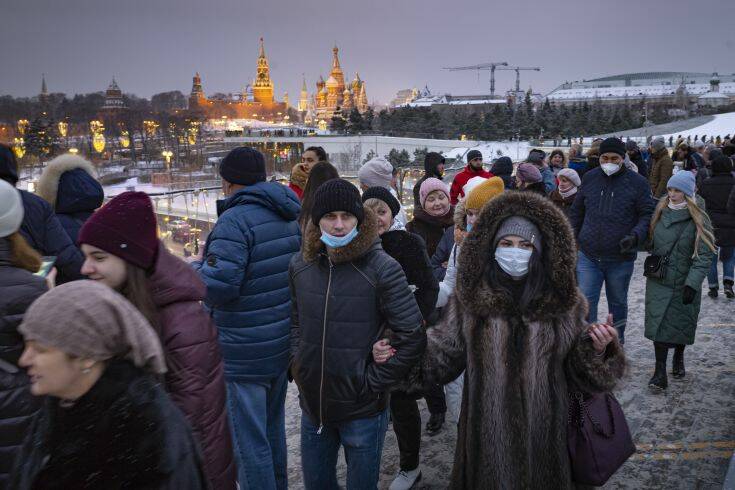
[284,257,735,489]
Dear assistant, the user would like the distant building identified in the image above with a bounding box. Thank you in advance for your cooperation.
[698,73,731,108]
[546,71,735,106]
[188,38,289,122]
[390,88,420,108]
[314,46,368,121]
[101,78,127,112]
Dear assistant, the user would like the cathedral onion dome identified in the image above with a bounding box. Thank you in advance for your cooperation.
[320,85,328,95]
[326,75,339,88]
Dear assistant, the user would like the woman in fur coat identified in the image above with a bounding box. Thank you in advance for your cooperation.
[376,191,627,489]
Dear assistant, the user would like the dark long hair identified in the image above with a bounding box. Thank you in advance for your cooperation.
[298,161,339,230]
[305,146,328,162]
[484,248,549,312]
[121,263,160,335]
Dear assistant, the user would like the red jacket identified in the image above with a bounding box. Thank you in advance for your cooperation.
[449,166,493,204]
[289,182,304,200]
[149,243,236,490]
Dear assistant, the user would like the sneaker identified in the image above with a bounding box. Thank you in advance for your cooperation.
[389,468,422,490]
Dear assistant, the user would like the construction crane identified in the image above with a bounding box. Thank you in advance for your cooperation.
[443,61,508,98]
[496,66,541,94]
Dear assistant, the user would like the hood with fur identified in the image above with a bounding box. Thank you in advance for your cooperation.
[37,154,103,213]
[302,206,380,264]
[456,191,579,321]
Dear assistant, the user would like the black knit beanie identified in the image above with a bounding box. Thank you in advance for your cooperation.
[361,186,400,218]
[466,149,483,163]
[0,144,19,185]
[599,138,626,158]
[312,179,364,225]
[219,147,266,185]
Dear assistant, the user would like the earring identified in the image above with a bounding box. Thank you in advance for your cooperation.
[82,367,91,374]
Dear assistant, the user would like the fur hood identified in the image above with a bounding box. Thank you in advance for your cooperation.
[36,154,101,212]
[456,191,579,321]
[302,206,380,264]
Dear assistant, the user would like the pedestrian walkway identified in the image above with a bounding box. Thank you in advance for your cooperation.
[283,257,735,488]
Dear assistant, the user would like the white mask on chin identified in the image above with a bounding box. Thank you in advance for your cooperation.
[601,163,621,176]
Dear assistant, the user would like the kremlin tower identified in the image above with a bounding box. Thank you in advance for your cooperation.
[252,37,274,104]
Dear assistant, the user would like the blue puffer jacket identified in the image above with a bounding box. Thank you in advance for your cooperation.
[569,166,656,261]
[54,169,103,244]
[539,165,557,194]
[18,190,84,284]
[195,182,301,382]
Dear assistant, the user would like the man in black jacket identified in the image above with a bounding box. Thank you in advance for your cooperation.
[289,179,426,490]
[412,152,445,207]
[0,144,83,283]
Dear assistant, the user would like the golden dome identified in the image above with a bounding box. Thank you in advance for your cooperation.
[325,75,339,87]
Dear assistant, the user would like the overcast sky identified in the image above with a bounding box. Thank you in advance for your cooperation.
[2,0,733,105]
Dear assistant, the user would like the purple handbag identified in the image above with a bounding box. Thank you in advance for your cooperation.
[567,391,636,486]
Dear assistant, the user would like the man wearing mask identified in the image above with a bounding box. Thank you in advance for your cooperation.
[195,146,302,489]
[449,150,492,204]
[413,152,445,207]
[289,179,425,490]
[570,137,655,343]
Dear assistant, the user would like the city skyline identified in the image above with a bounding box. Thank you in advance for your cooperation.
[2,0,734,105]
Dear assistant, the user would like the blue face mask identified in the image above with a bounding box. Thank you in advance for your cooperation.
[320,226,359,248]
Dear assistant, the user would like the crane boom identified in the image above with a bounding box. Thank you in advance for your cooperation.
[443,61,508,98]
[496,66,541,93]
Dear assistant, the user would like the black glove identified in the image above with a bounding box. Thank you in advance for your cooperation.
[682,286,697,305]
[619,235,637,253]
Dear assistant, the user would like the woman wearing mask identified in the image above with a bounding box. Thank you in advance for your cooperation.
[549,168,581,214]
[77,192,235,490]
[374,191,626,489]
[515,163,547,196]
[362,186,438,490]
[11,280,205,489]
[406,177,454,435]
[645,172,716,391]
[298,161,339,231]
[0,181,48,489]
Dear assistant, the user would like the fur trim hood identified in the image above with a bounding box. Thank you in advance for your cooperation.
[456,191,579,321]
[302,206,380,264]
[37,154,102,212]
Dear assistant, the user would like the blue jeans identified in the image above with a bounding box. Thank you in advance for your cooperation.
[300,409,389,490]
[707,246,735,287]
[226,372,288,490]
[576,251,636,343]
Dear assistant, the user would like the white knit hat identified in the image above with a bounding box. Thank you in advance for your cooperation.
[0,180,23,238]
[357,157,393,189]
[462,176,487,197]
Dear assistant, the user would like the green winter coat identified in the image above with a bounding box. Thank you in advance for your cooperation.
[644,203,715,345]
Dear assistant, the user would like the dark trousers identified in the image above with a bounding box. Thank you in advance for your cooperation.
[390,392,421,471]
[423,383,446,415]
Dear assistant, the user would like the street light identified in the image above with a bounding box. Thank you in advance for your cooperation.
[68,148,79,154]
[162,150,173,164]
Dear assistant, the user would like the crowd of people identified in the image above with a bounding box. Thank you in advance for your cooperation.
[0,132,734,489]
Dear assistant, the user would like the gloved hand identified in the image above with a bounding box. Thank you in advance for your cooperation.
[619,234,637,253]
[682,286,697,305]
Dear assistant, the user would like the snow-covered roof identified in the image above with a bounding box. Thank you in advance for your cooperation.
[547,82,735,100]
[698,91,730,100]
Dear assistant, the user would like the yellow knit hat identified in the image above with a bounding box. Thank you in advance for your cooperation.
[465,176,505,210]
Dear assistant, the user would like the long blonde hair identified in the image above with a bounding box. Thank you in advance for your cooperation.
[649,195,717,258]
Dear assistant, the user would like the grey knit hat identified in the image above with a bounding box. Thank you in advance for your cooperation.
[19,280,167,374]
[493,216,542,253]
[357,157,393,189]
[651,136,666,152]
[0,180,23,238]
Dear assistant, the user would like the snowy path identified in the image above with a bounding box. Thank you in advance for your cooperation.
[658,111,735,140]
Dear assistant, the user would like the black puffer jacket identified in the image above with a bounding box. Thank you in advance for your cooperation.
[406,207,455,258]
[699,157,735,247]
[0,239,47,490]
[10,361,206,490]
[289,208,426,426]
[380,230,439,320]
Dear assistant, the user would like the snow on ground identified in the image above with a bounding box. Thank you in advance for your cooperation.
[657,111,735,139]
[443,141,532,166]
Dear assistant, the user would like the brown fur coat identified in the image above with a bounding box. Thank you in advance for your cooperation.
[410,192,626,489]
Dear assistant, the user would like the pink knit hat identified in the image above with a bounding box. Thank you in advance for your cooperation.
[419,178,450,207]
[516,163,542,184]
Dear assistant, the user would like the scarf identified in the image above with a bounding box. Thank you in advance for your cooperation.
[558,186,578,199]
[290,163,310,190]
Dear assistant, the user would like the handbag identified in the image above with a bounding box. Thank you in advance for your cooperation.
[643,222,690,279]
[567,391,636,486]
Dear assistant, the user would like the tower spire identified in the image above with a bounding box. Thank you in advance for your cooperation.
[332,45,341,70]
[259,37,265,58]
[41,73,48,96]
[253,37,274,104]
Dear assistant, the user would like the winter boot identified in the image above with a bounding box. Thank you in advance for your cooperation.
[724,280,734,299]
[708,287,718,299]
[425,413,444,435]
[672,345,686,379]
[648,343,669,392]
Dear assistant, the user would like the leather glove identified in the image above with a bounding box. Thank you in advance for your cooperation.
[619,234,637,253]
[682,286,697,305]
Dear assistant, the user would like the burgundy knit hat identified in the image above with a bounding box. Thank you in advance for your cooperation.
[78,191,158,270]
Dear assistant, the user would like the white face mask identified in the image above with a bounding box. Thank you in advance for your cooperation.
[495,247,533,278]
[601,163,621,176]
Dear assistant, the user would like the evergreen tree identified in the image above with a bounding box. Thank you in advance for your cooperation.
[347,108,365,134]
[329,109,347,133]
[363,107,375,131]
[413,147,428,165]
[25,112,59,161]
[362,149,377,164]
